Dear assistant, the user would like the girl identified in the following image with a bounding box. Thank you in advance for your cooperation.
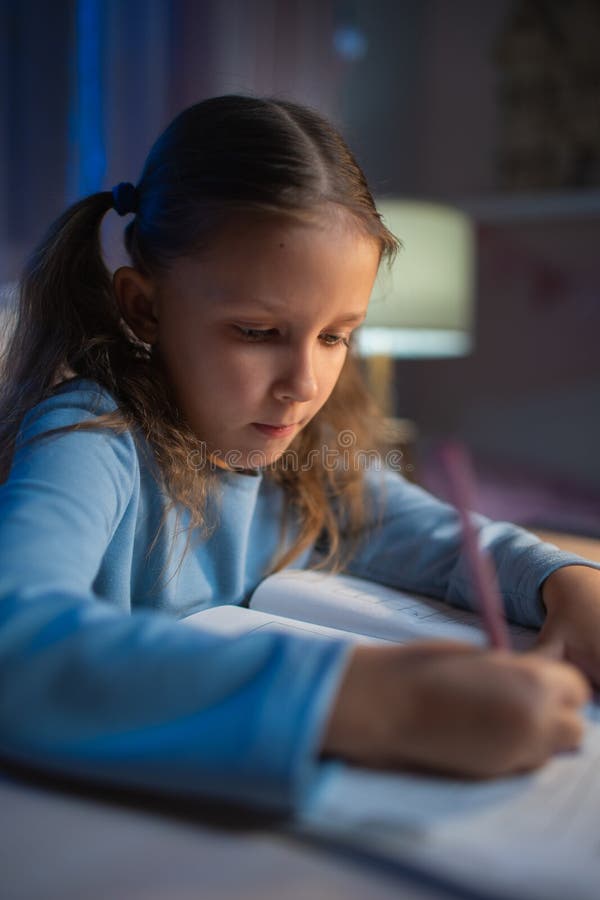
[0,94,599,813]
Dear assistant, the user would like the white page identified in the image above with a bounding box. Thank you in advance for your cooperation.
[249,570,537,650]
[184,604,392,645]
[298,715,600,900]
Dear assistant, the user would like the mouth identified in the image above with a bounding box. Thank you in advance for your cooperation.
[252,422,300,438]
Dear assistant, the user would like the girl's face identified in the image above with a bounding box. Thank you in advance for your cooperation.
[118,211,380,470]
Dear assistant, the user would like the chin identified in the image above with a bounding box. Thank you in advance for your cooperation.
[243,444,292,470]
[245,450,282,469]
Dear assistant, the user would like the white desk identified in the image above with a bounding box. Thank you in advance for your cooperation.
[0,768,464,900]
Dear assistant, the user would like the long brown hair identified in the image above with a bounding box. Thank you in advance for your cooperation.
[0,95,400,575]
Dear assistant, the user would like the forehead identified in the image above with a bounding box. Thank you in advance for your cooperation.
[160,208,381,311]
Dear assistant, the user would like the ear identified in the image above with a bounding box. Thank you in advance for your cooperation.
[113,266,159,344]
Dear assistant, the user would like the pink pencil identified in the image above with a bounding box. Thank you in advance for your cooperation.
[437,441,511,651]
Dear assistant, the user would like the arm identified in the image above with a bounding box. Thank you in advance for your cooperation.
[333,468,600,629]
[0,384,351,813]
[304,469,591,775]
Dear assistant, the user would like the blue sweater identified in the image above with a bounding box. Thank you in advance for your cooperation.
[0,378,593,812]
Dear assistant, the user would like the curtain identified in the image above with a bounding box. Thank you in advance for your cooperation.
[1,0,358,282]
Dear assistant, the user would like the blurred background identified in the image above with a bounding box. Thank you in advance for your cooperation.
[1,0,599,536]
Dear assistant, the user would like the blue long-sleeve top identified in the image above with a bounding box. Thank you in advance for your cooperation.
[0,378,596,813]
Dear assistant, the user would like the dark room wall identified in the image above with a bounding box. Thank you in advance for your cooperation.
[2,0,598,495]
[383,0,600,491]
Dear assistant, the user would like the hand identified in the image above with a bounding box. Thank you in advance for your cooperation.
[320,640,590,778]
[536,565,600,686]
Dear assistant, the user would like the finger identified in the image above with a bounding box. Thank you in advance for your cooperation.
[520,710,586,772]
[518,653,592,708]
[550,708,587,754]
[564,647,600,692]
[546,661,592,708]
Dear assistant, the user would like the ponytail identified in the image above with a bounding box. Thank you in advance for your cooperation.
[0,191,124,479]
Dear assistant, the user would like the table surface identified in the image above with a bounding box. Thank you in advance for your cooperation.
[0,768,465,900]
[530,529,600,562]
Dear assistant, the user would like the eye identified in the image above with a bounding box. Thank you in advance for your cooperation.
[320,333,351,348]
[235,326,350,347]
[236,327,278,341]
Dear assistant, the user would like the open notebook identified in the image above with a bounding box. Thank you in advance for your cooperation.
[184,570,600,900]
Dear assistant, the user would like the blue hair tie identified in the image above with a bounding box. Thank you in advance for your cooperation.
[112,182,139,216]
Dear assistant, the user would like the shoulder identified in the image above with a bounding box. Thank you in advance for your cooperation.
[359,463,425,506]
[9,377,140,526]
[14,376,139,485]
[20,377,121,435]
[351,463,466,533]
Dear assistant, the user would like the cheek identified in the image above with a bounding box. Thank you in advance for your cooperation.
[318,354,347,399]
[200,351,272,416]
[221,351,271,391]
[165,332,246,385]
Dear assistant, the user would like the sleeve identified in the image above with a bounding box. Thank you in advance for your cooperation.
[0,387,352,813]
[331,467,600,629]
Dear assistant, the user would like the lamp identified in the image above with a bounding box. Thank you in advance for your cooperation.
[357,199,475,416]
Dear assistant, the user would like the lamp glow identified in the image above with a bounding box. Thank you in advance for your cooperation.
[357,200,475,358]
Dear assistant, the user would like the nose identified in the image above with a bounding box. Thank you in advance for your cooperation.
[272,344,319,403]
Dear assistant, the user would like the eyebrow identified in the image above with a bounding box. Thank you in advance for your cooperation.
[330,313,367,325]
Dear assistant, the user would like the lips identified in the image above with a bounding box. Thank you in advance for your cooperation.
[252,422,299,438]
[259,422,298,428]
